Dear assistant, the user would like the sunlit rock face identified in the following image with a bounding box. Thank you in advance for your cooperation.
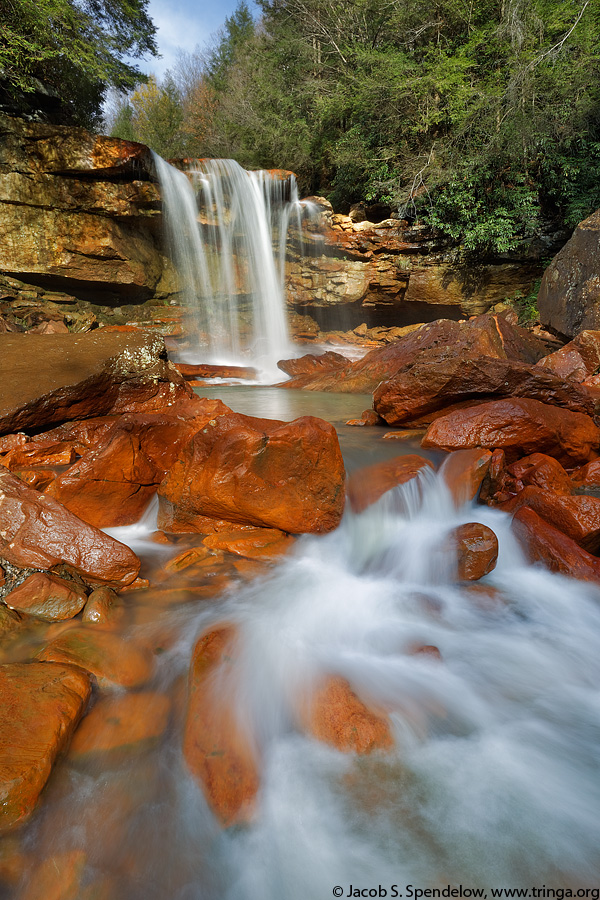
[0,114,168,302]
[286,196,547,327]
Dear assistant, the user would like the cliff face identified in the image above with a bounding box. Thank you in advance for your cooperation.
[0,115,170,304]
[286,198,551,330]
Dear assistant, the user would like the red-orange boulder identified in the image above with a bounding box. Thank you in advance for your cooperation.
[422,398,600,465]
[502,487,600,553]
[347,454,434,513]
[37,628,154,689]
[5,572,87,621]
[570,458,600,490]
[0,662,91,833]
[0,470,140,586]
[183,625,259,826]
[507,452,573,495]
[47,399,229,527]
[203,528,296,560]
[448,523,498,581]
[158,413,345,534]
[373,354,597,425]
[298,675,393,754]
[512,507,600,583]
[69,692,171,761]
[536,330,600,382]
[439,449,492,506]
[277,351,347,378]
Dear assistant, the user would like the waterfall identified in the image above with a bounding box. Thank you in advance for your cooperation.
[153,155,303,381]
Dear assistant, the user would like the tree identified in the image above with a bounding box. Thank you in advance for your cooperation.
[128,75,185,158]
[0,0,157,126]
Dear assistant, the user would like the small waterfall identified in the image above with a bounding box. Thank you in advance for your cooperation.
[153,155,303,381]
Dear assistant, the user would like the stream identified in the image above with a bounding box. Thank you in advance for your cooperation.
[7,387,600,899]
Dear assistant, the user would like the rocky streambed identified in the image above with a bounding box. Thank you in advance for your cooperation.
[1,318,600,896]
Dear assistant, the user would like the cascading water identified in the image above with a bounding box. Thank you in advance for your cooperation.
[153,155,305,381]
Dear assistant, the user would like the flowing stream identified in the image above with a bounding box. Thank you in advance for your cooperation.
[9,389,600,899]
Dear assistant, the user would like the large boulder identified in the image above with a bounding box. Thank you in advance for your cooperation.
[0,470,140,586]
[373,354,598,425]
[538,210,600,338]
[0,662,91,833]
[158,412,345,534]
[422,398,600,465]
[0,331,192,436]
[512,507,600,583]
[347,454,434,513]
[47,398,230,527]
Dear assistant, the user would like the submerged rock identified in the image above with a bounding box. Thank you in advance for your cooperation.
[439,449,492,507]
[158,412,345,534]
[5,572,87,621]
[0,662,91,833]
[37,628,155,689]
[347,454,434,513]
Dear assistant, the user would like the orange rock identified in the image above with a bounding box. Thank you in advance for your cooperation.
[183,625,260,826]
[232,558,270,581]
[69,692,171,761]
[174,362,258,380]
[0,836,27,885]
[5,572,87,621]
[11,468,56,491]
[0,663,90,833]
[3,442,78,470]
[479,449,511,505]
[536,330,600,382]
[299,675,393,754]
[347,454,434,513]
[37,628,154,689]
[345,409,383,426]
[17,849,87,900]
[512,507,600,583]
[439,449,492,506]
[503,486,600,553]
[277,351,347,378]
[81,587,120,625]
[118,577,150,593]
[0,434,27,453]
[47,400,230,528]
[570,458,600,490]
[0,470,140,587]
[203,528,295,559]
[422,398,600,465]
[158,413,345,534]
[160,546,212,576]
[448,523,499,580]
[507,452,573,495]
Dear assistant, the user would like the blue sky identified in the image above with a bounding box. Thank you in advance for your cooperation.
[140,0,257,79]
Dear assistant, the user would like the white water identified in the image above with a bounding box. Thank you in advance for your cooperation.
[153,155,304,381]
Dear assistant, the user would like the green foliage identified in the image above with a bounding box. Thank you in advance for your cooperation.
[0,0,157,125]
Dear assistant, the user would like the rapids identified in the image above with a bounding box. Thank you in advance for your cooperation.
[10,388,600,899]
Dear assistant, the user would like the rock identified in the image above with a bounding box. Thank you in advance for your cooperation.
[9,469,57,491]
[281,314,548,393]
[347,455,434,513]
[16,849,87,900]
[69,692,171,762]
[507,452,573,495]
[0,115,164,303]
[1,441,77,470]
[536,330,600,382]
[479,449,510,505]
[448,523,498,580]
[183,625,259,826]
[422,398,600,465]
[0,662,90,833]
[277,351,348,377]
[345,409,384,426]
[538,210,600,337]
[570,459,600,490]
[0,470,140,586]
[298,675,393,754]
[158,413,345,534]
[203,528,295,560]
[81,587,120,625]
[373,354,598,425]
[439,449,492,506]
[47,398,229,527]
[502,487,600,553]
[37,628,154,689]
[0,332,192,436]
[5,572,87,621]
[173,363,258,380]
[512,507,600,583]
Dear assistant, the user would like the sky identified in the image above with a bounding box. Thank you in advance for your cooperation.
[139,0,257,79]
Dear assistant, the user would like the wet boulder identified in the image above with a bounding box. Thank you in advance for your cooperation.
[512,507,600,583]
[5,572,87,621]
[47,398,230,528]
[0,662,91,833]
[158,412,345,534]
[37,628,155,689]
[347,454,434,513]
[501,487,600,553]
[69,692,171,763]
[183,625,260,826]
[507,452,574,495]
[422,398,600,465]
[277,351,348,378]
[536,330,600,382]
[439,449,492,507]
[373,354,598,426]
[448,523,499,581]
[0,470,140,587]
